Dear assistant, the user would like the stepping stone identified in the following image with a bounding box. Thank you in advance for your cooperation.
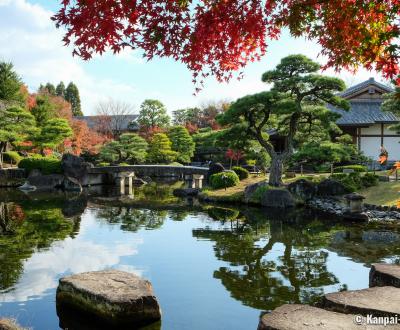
[370,263,400,288]
[56,270,161,328]
[257,304,392,330]
[323,286,400,317]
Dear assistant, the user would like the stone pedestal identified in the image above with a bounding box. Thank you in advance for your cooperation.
[344,193,365,213]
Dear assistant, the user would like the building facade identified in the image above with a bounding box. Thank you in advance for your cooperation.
[330,78,400,160]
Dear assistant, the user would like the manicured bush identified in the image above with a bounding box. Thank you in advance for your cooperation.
[119,162,130,166]
[3,151,22,165]
[232,166,249,180]
[209,171,240,189]
[334,165,367,173]
[18,156,62,174]
[360,173,379,188]
[97,162,110,167]
[250,185,270,203]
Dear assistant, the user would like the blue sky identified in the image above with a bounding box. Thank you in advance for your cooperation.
[0,0,385,115]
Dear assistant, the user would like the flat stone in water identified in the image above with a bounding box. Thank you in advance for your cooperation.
[257,304,391,330]
[370,263,400,288]
[56,270,161,328]
[323,286,400,317]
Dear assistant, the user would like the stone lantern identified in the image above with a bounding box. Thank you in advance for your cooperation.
[344,193,365,213]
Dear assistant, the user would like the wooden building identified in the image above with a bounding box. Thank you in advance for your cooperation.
[329,78,400,160]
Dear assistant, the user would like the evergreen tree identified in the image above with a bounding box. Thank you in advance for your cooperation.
[31,95,56,127]
[65,82,83,116]
[56,82,66,97]
[168,126,195,163]
[34,118,73,151]
[138,99,170,129]
[45,83,56,95]
[147,133,177,164]
[0,106,36,167]
[0,62,24,104]
[99,133,148,164]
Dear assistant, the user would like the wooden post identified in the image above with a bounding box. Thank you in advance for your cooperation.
[300,164,303,176]
[119,177,125,195]
[331,164,334,175]
[396,169,398,182]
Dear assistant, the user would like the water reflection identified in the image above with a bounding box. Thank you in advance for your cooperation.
[0,189,400,329]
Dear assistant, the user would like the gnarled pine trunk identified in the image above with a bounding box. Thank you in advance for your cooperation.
[268,156,284,187]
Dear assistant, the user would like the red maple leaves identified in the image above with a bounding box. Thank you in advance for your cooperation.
[53,1,400,84]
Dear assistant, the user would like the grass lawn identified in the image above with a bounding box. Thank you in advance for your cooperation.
[201,174,267,202]
[358,181,400,206]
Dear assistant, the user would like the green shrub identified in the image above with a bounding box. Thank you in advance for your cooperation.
[250,185,270,203]
[98,162,110,167]
[334,165,367,173]
[3,151,22,165]
[330,172,378,192]
[119,162,130,166]
[360,173,379,188]
[232,166,249,180]
[209,171,240,189]
[19,156,62,174]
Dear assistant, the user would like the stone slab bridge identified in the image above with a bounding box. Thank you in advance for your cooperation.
[85,165,209,190]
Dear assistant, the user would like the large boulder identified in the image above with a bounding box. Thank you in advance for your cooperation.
[62,176,82,192]
[26,174,64,191]
[260,189,295,208]
[244,181,268,203]
[287,179,315,201]
[316,179,347,196]
[61,153,93,184]
[207,162,225,180]
[173,188,199,197]
[56,270,161,328]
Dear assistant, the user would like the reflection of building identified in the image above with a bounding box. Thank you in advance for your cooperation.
[329,78,399,160]
[75,115,140,135]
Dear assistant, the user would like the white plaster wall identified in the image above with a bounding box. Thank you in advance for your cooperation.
[360,137,381,159]
[360,125,381,135]
[383,137,400,160]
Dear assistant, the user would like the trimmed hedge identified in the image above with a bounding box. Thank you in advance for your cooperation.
[210,171,240,189]
[232,166,249,180]
[330,172,378,192]
[19,156,62,175]
[334,165,367,173]
[3,151,22,165]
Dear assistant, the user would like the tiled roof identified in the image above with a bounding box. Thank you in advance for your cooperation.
[75,115,139,130]
[340,77,393,98]
[329,100,400,126]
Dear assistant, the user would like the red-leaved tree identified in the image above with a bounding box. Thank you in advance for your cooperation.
[53,1,400,85]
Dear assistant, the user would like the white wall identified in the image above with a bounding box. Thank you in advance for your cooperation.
[383,137,400,160]
[360,136,380,159]
[360,125,381,135]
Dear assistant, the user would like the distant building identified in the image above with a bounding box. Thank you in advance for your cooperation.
[75,115,140,136]
[329,78,399,160]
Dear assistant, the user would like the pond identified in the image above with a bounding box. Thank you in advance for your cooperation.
[0,184,400,330]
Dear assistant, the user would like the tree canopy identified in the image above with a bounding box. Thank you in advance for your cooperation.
[218,54,348,186]
[65,82,82,116]
[138,99,170,129]
[0,62,24,104]
[168,126,195,163]
[146,133,177,164]
[53,1,400,85]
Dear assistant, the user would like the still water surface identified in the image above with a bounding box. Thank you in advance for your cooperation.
[0,185,400,329]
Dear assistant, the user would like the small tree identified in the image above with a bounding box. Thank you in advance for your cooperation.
[0,106,36,167]
[31,95,56,127]
[34,118,73,152]
[147,133,177,164]
[65,82,82,116]
[138,99,170,129]
[99,133,147,164]
[219,55,348,186]
[168,126,195,164]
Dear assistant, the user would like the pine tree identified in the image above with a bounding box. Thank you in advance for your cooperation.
[65,82,83,116]
[45,83,56,95]
[146,133,177,164]
[168,126,195,163]
[0,62,24,104]
[56,82,66,98]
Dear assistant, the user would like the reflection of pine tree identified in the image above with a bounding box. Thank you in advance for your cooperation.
[193,208,340,310]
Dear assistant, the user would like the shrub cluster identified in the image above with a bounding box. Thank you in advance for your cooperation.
[231,166,249,180]
[209,171,240,189]
[3,151,22,165]
[330,172,379,192]
[19,156,62,175]
[334,165,367,173]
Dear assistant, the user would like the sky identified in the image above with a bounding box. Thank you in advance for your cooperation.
[0,0,387,116]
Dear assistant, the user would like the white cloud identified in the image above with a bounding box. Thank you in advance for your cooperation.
[0,0,140,115]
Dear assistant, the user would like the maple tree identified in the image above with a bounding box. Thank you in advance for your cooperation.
[53,1,400,86]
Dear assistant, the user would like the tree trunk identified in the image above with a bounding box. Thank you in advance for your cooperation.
[269,156,284,186]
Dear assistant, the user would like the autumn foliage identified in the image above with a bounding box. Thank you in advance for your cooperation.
[53,0,400,85]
